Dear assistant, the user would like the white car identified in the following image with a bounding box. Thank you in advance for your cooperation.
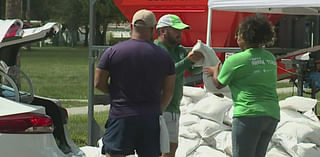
[0,19,85,157]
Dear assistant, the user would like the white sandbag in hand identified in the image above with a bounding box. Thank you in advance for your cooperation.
[191,40,231,97]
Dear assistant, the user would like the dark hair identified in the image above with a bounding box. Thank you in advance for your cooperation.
[237,14,275,46]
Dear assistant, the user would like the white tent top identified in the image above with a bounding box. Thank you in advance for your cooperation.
[208,0,320,15]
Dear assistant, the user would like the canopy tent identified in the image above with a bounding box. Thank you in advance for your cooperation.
[208,0,320,15]
[206,0,320,45]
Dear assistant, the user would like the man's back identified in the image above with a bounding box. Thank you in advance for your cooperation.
[98,39,175,118]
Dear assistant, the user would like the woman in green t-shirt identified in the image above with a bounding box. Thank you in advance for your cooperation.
[203,14,280,157]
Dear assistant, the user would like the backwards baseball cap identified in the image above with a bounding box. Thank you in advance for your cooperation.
[156,14,190,30]
[132,9,157,28]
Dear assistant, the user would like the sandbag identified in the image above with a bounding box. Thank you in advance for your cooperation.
[214,131,233,156]
[275,121,320,145]
[175,137,201,157]
[295,143,320,157]
[266,147,291,157]
[279,96,317,112]
[191,40,231,97]
[183,86,207,102]
[188,94,233,123]
[179,124,200,139]
[223,105,234,126]
[179,114,200,126]
[193,146,229,157]
[180,96,192,106]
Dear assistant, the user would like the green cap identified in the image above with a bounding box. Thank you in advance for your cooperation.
[156,14,190,30]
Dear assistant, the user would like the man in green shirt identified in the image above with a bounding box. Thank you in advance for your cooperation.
[154,14,203,157]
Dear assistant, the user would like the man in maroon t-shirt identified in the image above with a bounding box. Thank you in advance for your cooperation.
[94,9,176,157]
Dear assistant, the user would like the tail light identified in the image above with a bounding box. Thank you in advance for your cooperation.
[2,23,24,41]
[0,112,53,134]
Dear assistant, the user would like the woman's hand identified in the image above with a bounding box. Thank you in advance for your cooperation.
[203,62,221,77]
[203,66,214,77]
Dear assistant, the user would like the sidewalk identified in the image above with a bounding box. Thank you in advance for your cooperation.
[66,104,109,115]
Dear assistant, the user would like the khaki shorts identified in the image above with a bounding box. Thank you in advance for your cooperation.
[163,112,180,143]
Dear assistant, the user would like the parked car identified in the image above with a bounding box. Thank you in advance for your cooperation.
[0,19,85,157]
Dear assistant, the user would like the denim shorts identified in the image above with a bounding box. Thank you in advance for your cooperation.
[101,115,160,156]
[232,116,278,157]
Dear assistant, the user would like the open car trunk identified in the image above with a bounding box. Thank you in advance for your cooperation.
[0,19,83,156]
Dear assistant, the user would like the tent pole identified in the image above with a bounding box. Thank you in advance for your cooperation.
[206,7,212,46]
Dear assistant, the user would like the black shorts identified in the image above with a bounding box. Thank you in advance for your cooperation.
[101,115,160,156]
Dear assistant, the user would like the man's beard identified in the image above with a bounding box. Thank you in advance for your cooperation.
[165,31,180,46]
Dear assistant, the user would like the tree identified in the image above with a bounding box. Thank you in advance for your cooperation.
[0,0,5,19]
[93,0,127,45]
[5,0,21,19]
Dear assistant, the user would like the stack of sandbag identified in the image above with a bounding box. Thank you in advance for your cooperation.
[266,96,320,157]
[176,86,233,157]
[177,86,320,157]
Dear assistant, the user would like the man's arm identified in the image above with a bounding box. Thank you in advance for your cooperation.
[94,68,110,94]
[160,74,176,112]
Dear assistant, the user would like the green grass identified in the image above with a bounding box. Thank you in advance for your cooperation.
[68,111,108,147]
[20,47,89,99]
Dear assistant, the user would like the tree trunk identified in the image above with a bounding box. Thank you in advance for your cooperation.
[84,25,89,46]
[5,0,21,19]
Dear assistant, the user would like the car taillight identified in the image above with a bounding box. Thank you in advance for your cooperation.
[0,112,53,134]
[2,24,23,41]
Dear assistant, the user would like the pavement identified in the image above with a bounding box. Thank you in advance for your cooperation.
[66,104,110,115]
[66,87,296,115]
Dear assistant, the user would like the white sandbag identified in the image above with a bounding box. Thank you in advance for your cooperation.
[191,40,231,97]
[295,143,320,157]
[214,131,233,156]
[180,102,196,115]
[179,114,200,126]
[271,134,298,157]
[193,145,229,157]
[183,86,207,102]
[303,110,320,122]
[175,137,200,157]
[277,109,305,129]
[193,119,230,138]
[266,147,291,157]
[223,105,234,126]
[189,94,233,123]
[275,121,320,145]
[80,146,102,157]
[180,96,192,106]
[279,96,317,112]
[192,40,220,67]
[179,124,200,139]
[279,109,320,131]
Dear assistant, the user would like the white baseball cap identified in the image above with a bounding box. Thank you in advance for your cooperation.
[156,14,190,30]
